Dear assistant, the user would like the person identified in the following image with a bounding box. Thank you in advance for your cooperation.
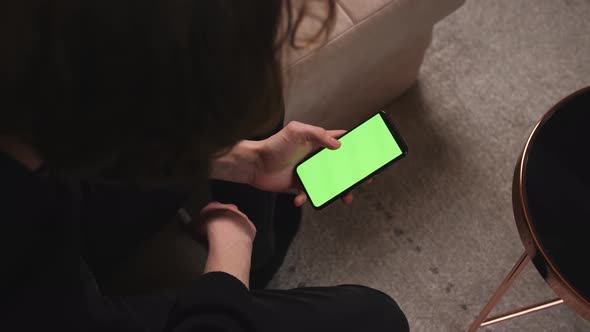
[0,1,410,331]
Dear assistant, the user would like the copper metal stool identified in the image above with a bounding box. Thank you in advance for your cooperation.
[468,87,590,331]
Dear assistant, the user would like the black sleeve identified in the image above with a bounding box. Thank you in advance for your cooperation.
[3,156,256,331]
[164,272,256,332]
[103,272,256,332]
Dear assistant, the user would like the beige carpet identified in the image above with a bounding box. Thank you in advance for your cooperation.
[270,0,590,331]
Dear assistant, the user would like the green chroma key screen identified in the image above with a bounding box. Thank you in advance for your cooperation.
[296,112,406,208]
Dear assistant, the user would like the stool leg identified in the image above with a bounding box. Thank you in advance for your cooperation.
[467,251,530,332]
[481,298,564,327]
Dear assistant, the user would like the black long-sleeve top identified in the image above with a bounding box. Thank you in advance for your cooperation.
[0,151,255,332]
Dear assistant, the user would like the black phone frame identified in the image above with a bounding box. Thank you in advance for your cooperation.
[295,111,408,210]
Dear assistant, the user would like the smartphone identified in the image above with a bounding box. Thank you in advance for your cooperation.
[296,111,408,209]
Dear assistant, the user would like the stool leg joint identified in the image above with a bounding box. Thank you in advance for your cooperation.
[467,251,530,332]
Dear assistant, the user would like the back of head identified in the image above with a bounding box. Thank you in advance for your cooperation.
[0,0,334,186]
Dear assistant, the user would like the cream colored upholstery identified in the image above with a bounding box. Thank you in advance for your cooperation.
[283,0,465,129]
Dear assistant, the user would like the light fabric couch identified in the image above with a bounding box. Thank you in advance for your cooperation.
[283,0,465,129]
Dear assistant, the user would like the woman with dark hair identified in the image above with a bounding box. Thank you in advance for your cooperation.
[0,0,409,331]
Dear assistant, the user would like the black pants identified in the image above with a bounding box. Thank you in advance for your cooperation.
[116,279,409,332]
[252,285,408,332]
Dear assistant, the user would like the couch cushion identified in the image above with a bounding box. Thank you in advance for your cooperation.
[282,1,353,67]
[337,0,400,22]
[283,0,465,67]
[282,0,465,129]
[282,0,399,65]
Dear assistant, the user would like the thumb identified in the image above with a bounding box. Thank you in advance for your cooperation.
[321,130,347,150]
[309,128,346,150]
[293,123,342,150]
[311,128,341,150]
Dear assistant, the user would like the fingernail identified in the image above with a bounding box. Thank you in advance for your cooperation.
[331,138,341,147]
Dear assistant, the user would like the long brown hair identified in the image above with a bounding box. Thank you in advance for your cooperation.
[0,0,335,186]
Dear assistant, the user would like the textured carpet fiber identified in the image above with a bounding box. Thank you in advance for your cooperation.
[270,0,590,331]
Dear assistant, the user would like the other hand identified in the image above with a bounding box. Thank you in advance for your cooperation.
[199,202,256,288]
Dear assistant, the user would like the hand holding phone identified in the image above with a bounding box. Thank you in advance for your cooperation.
[250,121,351,206]
[296,111,408,209]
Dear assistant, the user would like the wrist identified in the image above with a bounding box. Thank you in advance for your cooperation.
[208,230,254,249]
[209,140,263,185]
[205,214,257,245]
[240,140,263,187]
[205,243,253,289]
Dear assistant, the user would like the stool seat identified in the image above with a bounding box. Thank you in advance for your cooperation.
[469,87,590,331]
[514,86,590,320]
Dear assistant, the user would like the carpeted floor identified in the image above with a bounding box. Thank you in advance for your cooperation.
[270,0,590,331]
